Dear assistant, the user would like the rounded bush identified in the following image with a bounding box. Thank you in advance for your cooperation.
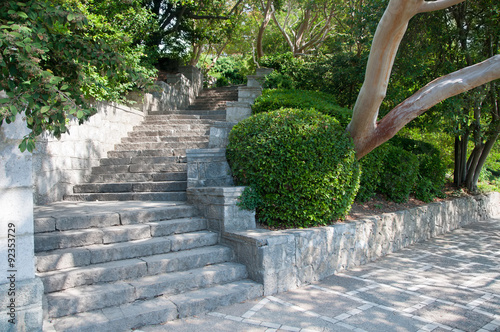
[226,108,360,228]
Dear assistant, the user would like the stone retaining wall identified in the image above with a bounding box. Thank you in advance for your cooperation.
[222,192,500,295]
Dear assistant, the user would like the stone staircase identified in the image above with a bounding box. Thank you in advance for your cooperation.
[35,85,263,331]
[64,86,238,202]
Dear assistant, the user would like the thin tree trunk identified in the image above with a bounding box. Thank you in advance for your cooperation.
[256,0,274,59]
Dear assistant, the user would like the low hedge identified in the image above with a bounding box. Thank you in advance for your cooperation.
[356,138,447,203]
[227,108,360,228]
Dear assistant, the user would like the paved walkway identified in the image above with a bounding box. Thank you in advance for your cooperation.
[135,217,500,332]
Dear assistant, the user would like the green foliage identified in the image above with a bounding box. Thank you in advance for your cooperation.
[356,145,388,202]
[252,89,352,127]
[206,55,251,87]
[379,145,419,203]
[356,137,448,203]
[227,108,360,228]
[259,52,366,108]
[0,0,157,152]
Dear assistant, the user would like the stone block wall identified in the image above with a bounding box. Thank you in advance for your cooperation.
[143,66,203,114]
[0,117,43,331]
[186,149,234,188]
[222,192,500,295]
[32,103,145,205]
[187,187,256,233]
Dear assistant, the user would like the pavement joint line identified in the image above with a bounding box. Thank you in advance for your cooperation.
[260,321,281,329]
[418,323,439,331]
[480,321,500,331]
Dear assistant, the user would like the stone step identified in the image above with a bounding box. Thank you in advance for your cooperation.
[121,136,208,144]
[91,163,187,175]
[34,202,197,233]
[34,221,212,252]
[154,109,226,116]
[39,245,233,293]
[63,191,187,202]
[188,102,228,108]
[125,130,209,138]
[141,118,215,125]
[147,112,226,120]
[46,262,247,318]
[89,172,187,183]
[73,181,187,194]
[36,230,218,271]
[114,142,207,152]
[47,279,263,332]
[132,123,211,131]
[99,156,184,166]
[107,149,187,159]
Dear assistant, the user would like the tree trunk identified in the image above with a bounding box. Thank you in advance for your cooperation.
[256,0,274,59]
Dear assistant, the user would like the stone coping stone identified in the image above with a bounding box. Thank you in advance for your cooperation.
[222,192,500,296]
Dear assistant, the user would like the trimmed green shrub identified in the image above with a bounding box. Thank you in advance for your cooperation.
[227,108,360,228]
[356,144,389,202]
[379,145,419,203]
[252,89,352,127]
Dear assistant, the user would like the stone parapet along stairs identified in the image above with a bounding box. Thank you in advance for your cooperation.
[35,202,263,331]
[35,85,263,331]
[65,86,238,202]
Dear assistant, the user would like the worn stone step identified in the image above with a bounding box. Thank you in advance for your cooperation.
[147,112,226,120]
[126,128,210,137]
[145,114,206,120]
[141,118,215,125]
[89,172,187,183]
[107,149,187,159]
[39,245,233,293]
[91,163,187,174]
[132,123,211,131]
[48,279,262,332]
[124,130,209,139]
[63,191,187,202]
[114,142,207,151]
[46,262,247,318]
[99,156,182,166]
[73,181,187,194]
[34,202,197,233]
[36,230,218,272]
[121,136,208,144]
[157,109,226,116]
[34,217,208,252]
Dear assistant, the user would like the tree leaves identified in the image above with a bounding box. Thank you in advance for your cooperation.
[0,0,157,152]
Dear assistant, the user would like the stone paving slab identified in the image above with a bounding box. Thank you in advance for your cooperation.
[134,217,500,332]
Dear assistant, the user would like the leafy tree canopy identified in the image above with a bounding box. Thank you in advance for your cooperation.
[0,0,157,152]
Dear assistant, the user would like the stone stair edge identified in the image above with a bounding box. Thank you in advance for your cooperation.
[36,230,219,272]
[45,262,248,318]
[38,244,235,293]
[46,279,263,332]
[34,202,198,232]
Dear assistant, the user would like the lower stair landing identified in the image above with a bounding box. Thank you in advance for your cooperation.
[34,201,263,332]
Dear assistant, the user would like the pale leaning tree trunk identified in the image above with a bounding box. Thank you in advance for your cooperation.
[347,0,500,159]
